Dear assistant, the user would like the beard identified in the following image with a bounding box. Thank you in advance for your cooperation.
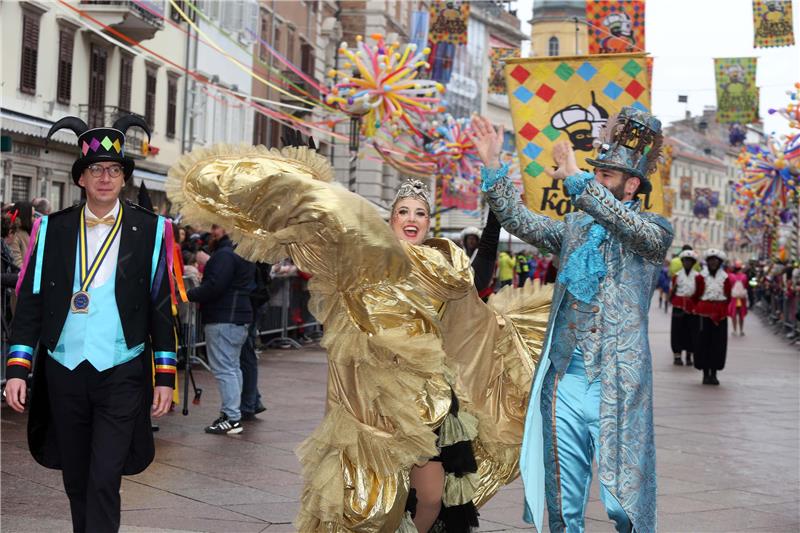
[607,180,627,200]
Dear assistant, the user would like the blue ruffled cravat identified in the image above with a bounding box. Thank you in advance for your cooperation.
[558,172,609,303]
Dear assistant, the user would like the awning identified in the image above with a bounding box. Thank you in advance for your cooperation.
[0,109,76,145]
[132,168,167,192]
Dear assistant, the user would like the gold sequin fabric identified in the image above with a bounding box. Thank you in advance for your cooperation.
[167,144,551,532]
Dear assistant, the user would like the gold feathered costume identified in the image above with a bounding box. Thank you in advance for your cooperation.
[167,144,551,532]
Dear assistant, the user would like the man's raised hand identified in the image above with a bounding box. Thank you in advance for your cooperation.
[545,140,581,180]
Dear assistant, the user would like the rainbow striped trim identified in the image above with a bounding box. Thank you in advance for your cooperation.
[7,344,34,369]
[154,351,177,374]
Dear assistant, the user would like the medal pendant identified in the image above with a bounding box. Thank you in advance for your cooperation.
[70,291,90,314]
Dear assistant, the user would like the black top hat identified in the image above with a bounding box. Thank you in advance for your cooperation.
[46,115,151,186]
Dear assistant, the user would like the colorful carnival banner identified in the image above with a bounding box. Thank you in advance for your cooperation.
[429,1,469,45]
[753,0,795,48]
[489,47,520,94]
[586,0,645,54]
[714,57,759,124]
[504,53,663,218]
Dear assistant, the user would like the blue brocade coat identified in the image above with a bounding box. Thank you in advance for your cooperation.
[484,173,673,533]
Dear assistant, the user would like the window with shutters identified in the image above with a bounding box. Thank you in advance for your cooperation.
[286,27,295,64]
[274,25,282,63]
[11,176,31,202]
[269,118,281,149]
[166,74,178,138]
[119,54,134,112]
[145,67,158,129]
[56,29,75,104]
[254,112,268,146]
[259,14,269,62]
[20,11,41,94]
[300,40,315,77]
[88,45,108,128]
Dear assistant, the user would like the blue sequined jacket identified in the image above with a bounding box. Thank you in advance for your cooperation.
[483,169,673,533]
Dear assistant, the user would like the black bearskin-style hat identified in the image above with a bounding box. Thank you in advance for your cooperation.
[46,114,151,186]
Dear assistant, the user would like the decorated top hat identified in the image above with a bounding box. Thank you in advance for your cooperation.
[585,106,663,194]
[46,115,151,186]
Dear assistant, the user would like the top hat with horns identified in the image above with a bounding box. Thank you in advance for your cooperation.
[46,114,151,186]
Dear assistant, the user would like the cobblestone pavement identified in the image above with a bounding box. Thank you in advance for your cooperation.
[2,301,799,532]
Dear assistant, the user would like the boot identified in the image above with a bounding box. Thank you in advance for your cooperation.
[673,354,684,366]
[702,368,711,385]
[685,353,693,366]
[710,369,720,386]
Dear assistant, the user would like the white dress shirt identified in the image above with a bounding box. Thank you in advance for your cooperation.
[83,200,121,288]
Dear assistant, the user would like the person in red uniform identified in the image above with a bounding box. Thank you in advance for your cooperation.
[670,249,700,366]
[692,249,731,385]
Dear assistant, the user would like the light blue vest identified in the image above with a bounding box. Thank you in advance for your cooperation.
[49,241,144,371]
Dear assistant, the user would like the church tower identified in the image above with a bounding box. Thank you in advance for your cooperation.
[530,0,588,57]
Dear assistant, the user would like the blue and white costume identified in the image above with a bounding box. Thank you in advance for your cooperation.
[482,159,673,532]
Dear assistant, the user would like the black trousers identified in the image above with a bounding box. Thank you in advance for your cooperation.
[45,356,144,533]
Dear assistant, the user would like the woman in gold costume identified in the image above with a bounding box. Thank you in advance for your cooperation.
[166,137,550,532]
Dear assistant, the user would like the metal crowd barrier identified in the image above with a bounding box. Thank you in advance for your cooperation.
[177,276,321,354]
[752,283,800,345]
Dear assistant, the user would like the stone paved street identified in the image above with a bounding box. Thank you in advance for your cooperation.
[2,301,799,532]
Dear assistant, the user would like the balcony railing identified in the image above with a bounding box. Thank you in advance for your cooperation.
[78,105,149,158]
[80,1,165,41]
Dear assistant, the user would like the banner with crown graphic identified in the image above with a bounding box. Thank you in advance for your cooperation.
[586,0,645,54]
[753,0,795,48]
[504,53,664,219]
[714,57,759,124]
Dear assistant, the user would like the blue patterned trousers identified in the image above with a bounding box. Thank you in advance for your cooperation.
[541,354,632,533]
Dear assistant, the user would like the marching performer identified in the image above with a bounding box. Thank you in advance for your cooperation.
[472,106,673,533]
[3,114,177,533]
[670,249,700,366]
[693,249,731,385]
[166,136,550,532]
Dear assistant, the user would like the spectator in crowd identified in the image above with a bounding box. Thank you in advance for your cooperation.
[2,211,20,289]
[728,260,749,336]
[187,224,256,434]
[497,250,514,288]
[460,226,481,262]
[657,260,671,312]
[32,197,51,217]
[240,262,271,420]
[515,251,530,286]
[182,250,201,286]
[6,201,34,268]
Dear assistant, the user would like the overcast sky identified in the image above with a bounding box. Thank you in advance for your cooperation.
[511,0,800,138]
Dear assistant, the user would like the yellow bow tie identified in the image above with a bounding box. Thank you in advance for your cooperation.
[85,216,116,228]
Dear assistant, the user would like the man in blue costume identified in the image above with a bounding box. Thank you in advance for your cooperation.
[471,107,673,533]
[4,114,177,533]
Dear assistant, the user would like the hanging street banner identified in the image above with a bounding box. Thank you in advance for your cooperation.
[428,0,469,45]
[753,0,795,48]
[504,53,664,219]
[586,0,645,54]
[489,47,520,94]
[714,57,759,124]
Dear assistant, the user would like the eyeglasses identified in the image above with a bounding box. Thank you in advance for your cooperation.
[86,164,124,178]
